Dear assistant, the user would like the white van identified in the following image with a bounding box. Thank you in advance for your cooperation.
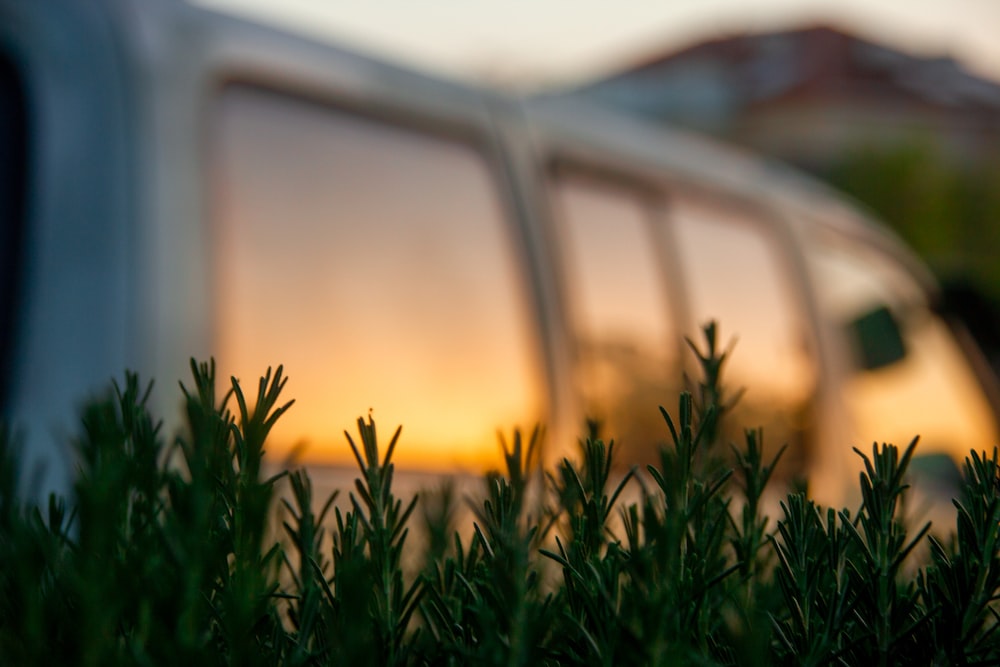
[2,0,998,505]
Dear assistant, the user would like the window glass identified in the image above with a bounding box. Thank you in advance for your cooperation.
[212,86,544,470]
[809,235,998,463]
[670,196,817,470]
[551,174,676,462]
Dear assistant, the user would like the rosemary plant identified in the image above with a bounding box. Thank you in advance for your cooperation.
[0,328,998,665]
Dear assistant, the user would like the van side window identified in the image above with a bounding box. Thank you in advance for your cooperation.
[669,196,817,469]
[211,85,544,470]
[809,234,998,463]
[551,173,677,462]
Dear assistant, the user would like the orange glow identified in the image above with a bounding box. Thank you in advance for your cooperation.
[843,316,998,462]
[806,222,1000,500]
[211,85,546,472]
[223,353,542,471]
[670,196,818,406]
[554,179,674,351]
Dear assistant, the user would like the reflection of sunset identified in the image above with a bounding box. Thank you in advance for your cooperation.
[670,197,817,406]
[212,85,545,471]
[808,225,1000,489]
[554,180,673,350]
[221,351,542,470]
[551,175,680,463]
[844,316,997,462]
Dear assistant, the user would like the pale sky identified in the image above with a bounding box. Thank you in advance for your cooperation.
[196,0,1000,90]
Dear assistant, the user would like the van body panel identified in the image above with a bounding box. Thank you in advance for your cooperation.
[0,0,136,494]
[2,0,997,505]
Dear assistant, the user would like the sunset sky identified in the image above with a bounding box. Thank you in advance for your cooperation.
[196,0,1000,89]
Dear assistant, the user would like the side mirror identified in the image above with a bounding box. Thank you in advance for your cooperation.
[847,305,907,371]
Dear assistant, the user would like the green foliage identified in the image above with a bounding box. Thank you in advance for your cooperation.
[827,141,1000,303]
[920,449,1000,665]
[2,325,1000,665]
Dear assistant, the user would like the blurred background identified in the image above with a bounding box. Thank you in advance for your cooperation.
[198,0,1000,372]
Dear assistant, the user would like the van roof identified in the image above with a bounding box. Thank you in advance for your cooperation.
[159,0,939,291]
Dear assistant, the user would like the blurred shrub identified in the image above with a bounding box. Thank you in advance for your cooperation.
[2,326,1000,665]
[827,140,1000,303]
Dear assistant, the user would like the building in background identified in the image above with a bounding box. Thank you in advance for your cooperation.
[564,25,1000,172]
